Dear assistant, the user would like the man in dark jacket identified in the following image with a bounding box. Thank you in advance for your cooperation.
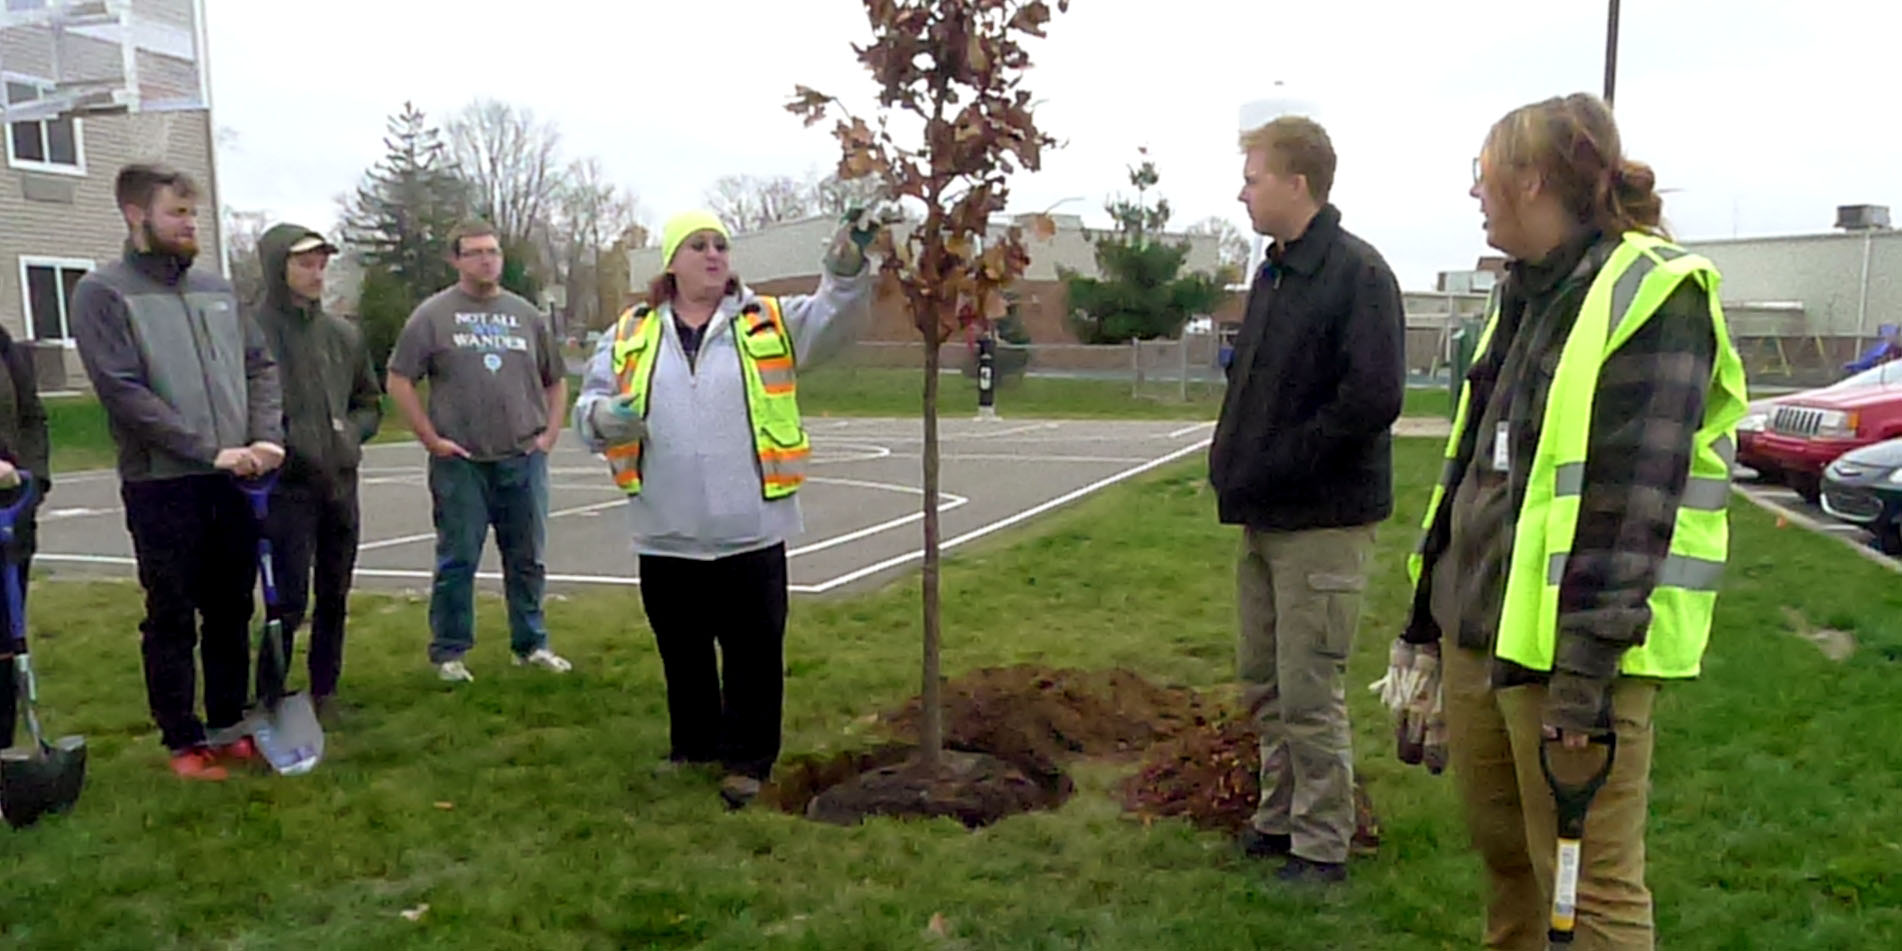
[71,163,284,781]
[252,223,382,720]
[1208,116,1406,884]
[0,322,50,753]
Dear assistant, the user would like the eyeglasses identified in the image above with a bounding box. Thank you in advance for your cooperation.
[1471,157,1484,186]
[687,237,729,254]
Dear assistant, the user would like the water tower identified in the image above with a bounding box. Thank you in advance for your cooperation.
[1238,82,1324,274]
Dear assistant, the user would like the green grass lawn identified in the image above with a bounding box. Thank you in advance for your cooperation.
[4,438,1898,949]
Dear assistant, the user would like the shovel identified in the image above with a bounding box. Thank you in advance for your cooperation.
[235,474,324,776]
[0,472,87,829]
[1541,730,1617,947]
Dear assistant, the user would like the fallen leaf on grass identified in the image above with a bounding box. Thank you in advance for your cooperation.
[434,801,455,810]
[399,904,429,922]
[1781,606,1857,662]
[927,912,950,937]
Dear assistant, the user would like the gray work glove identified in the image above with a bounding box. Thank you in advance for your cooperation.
[823,203,887,277]
[588,394,646,445]
[1371,639,1446,775]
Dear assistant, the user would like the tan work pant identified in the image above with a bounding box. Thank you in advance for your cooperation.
[1444,641,1658,950]
[1236,524,1374,864]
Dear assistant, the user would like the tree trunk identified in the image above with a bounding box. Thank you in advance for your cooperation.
[919,332,943,770]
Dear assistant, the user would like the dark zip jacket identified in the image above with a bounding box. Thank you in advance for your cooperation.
[252,224,381,481]
[1209,204,1407,530]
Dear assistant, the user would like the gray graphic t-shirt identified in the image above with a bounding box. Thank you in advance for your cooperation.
[387,286,562,460]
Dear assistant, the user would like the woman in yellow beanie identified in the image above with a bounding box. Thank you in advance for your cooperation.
[575,207,881,808]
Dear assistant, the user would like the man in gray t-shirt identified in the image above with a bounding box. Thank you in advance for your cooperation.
[385,221,571,681]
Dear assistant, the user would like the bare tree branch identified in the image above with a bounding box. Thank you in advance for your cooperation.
[447,99,566,257]
[704,173,814,232]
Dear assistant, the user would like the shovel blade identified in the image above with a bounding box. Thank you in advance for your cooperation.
[0,735,87,829]
[252,693,323,776]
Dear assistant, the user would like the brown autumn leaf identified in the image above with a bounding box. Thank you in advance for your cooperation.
[841,148,881,179]
[979,244,1009,280]
[967,33,990,74]
[1028,213,1058,240]
[927,911,950,937]
[1009,0,1052,37]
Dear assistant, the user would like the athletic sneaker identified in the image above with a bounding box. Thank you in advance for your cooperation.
[513,648,571,673]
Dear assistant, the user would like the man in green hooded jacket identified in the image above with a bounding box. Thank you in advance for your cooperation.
[251,224,382,718]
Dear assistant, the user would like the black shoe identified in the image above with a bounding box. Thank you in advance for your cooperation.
[720,774,763,811]
[1275,855,1347,885]
[1238,828,1293,858]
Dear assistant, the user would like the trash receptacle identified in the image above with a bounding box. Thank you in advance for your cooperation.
[1447,317,1482,420]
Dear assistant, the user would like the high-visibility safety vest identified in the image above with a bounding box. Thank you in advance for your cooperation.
[1407,232,1749,679]
[602,297,810,499]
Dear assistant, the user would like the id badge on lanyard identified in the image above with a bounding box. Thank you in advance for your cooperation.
[1492,421,1511,473]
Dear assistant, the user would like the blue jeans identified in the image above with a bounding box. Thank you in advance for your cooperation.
[425,452,550,663]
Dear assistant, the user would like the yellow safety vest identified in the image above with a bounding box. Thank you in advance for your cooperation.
[602,296,810,499]
[1407,232,1750,678]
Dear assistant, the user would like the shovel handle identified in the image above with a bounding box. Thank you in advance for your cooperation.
[234,473,280,608]
[235,472,278,522]
[0,474,32,654]
[1542,731,1617,946]
[0,470,38,542]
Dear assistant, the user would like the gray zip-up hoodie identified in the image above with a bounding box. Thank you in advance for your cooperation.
[573,268,872,560]
[71,244,282,481]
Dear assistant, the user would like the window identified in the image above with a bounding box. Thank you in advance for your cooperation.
[4,75,84,174]
[18,257,90,344]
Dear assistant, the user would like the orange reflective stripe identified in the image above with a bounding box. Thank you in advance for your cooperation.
[763,473,805,488]
[755,356,793,373]
[603,442,641,461]
[759,447,810,463]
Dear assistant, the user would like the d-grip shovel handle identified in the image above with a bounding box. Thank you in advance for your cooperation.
[235,471,278,522]
[1541,731,1617,947]
[235,472,279,609]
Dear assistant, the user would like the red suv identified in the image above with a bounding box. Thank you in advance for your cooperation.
[1743,361,1902,502]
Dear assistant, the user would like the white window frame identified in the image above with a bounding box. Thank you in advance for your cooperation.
[17,255,93,348]
[3,71,88,177]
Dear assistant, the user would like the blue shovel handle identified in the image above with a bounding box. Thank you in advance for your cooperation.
[235,472,279,610]
[0,470,38,654]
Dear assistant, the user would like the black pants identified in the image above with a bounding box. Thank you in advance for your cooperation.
[262,469,361,698]
[638,543,788,780]
[122,476,257,751]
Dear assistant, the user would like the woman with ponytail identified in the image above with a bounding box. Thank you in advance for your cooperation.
[1392,93,1750,949]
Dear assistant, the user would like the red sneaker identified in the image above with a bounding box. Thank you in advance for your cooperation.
[213,736,262,766]
[169,747,230,781]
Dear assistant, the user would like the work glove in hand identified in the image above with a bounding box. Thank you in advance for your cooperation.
[589,394,646,445]
[823,203,889,276]
[1371,638,1446,774]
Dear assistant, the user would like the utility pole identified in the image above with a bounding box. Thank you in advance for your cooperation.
[1604,0,1621,106]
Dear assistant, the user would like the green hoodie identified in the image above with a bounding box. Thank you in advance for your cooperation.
[253,224,382,482]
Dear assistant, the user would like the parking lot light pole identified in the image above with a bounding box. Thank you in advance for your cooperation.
[1604,0,1621,106]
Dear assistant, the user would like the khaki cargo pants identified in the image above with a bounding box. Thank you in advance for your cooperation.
[1444,642,1658,950]
[1236,524,1374,864]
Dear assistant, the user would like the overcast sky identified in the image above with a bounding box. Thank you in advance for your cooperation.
[203,0,1902,289]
